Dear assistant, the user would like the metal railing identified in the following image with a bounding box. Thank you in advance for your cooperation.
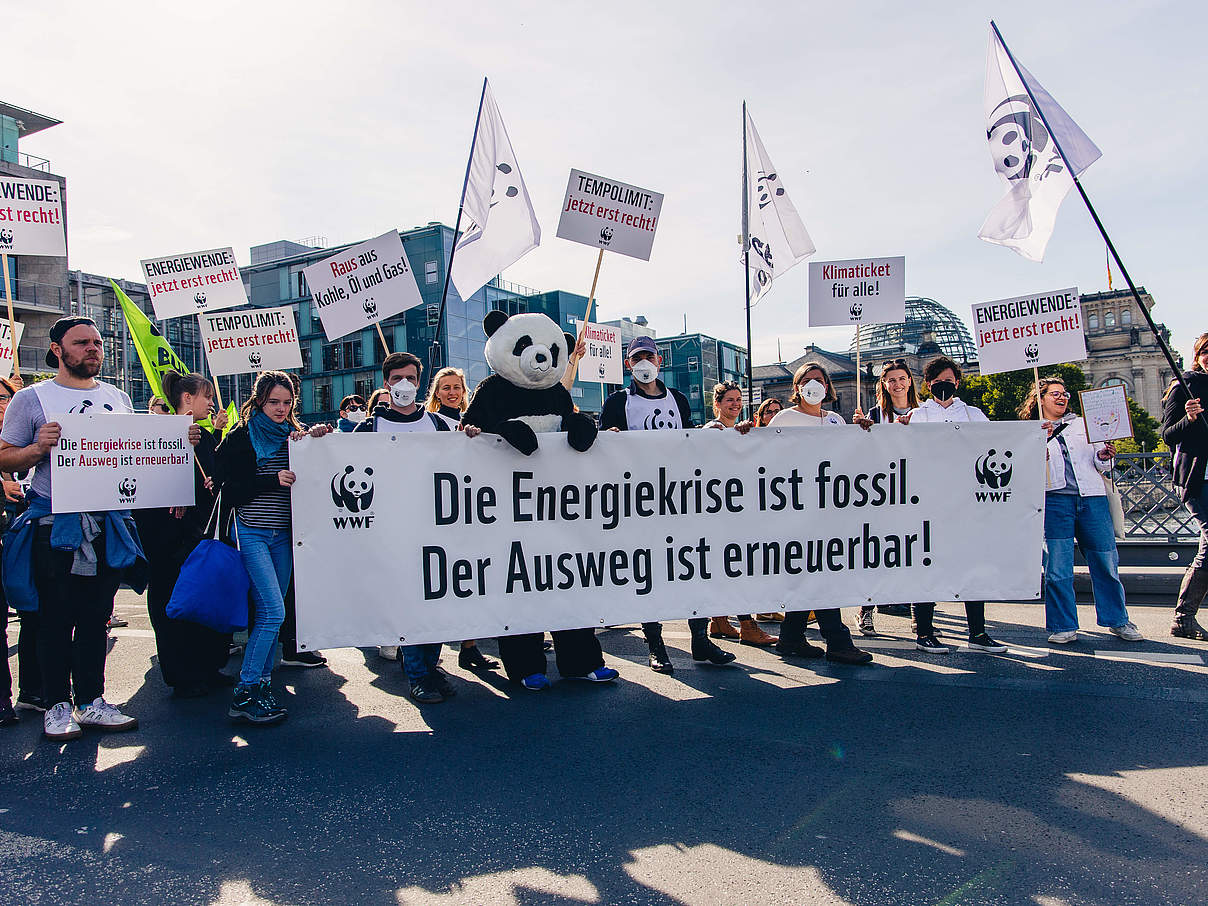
[15,151,51,172]
[1112,452,1198,541]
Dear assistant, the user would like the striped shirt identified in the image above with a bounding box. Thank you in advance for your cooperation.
[235,446,291,530]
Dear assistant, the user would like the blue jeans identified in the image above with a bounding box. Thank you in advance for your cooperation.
[1043,493,1129,633]
[402,643,442,683]
[235,518,292,685]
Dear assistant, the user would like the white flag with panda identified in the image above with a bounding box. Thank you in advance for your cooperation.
[450,80,542,300]
[742,107,815,305]
[978,25,1102,262]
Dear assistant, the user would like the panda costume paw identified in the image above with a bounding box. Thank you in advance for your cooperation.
[462,310,598,456]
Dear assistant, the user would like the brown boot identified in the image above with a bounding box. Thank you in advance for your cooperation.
[755,612,785,622]
[709,617,740,640]
[739,620,778,647]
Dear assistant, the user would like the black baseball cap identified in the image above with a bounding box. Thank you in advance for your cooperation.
[46,316,99,367]
[626,336,658,359]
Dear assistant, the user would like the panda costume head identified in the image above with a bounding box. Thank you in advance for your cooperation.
[484,311,575,391]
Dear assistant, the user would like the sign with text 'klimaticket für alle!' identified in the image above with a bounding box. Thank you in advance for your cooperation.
[576,322,622,384]
[303,231,424,342]
[807,257,906,327]
[0,176,65,257]
[556,169,664,261]
[971,287,1085,375]
[140,247,249,320]
[199,306,303,376]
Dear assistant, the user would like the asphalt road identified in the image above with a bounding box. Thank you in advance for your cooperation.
[3,596,1207,906]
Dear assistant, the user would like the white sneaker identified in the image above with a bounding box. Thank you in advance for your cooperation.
[1048,630,1078,644]
[73,697,138,732]
[43,701,83,741]
[1109,622,1144,642]
[379,645,399,660]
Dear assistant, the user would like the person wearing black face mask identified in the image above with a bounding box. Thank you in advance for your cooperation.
[904,357,1006,654]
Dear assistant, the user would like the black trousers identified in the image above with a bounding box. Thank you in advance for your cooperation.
[498,628,604,682]
[2,611,39,702]
[641,617,708,648]
[779,608,855,651]
[33,525,121,707]
[913,602,985,637]
[146,545,230,689]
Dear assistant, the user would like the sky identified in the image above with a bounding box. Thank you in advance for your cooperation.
[9,0,1206,367]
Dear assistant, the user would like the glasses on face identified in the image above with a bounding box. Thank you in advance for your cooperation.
[1047,391,1071,400]
[0,394,11,403]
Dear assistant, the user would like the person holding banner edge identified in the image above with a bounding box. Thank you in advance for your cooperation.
[1021,377,1141,644]
[0,317,200,741]
[767,363,873,665]
[599,337,735,673]
[905,356,1007,654]
[214,371,329,725]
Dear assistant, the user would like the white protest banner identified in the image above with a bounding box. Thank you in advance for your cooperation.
[50,415,194,514]
[971,287,1085,375]
[0,319,24,375]
[807,256,906,326]
[303,231,423,342]
[556,169,664,261]
[1079,385,1133,443]
[0,176,65,257]
[140,247,248,320]
[577,322,622,384]
[291,423,1045,648]
[199,306,302,376]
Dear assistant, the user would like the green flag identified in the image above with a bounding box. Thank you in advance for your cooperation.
[111,279,189,406]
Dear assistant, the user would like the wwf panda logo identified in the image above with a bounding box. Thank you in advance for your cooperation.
[69,399,115,414]
[849,302,863,319]
[0,229,13,246]
[599,227,614,244]
[194,292,207,308]
[331,465,374,512]
[597,362,606,379]
[1024,343,1039,361]
[642,407,678,431]
[248,351,262,369]
[117,477,137,499]
[974,448,1013,489]
[363,299,378,318]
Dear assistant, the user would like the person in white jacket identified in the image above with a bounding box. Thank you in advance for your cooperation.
[905,356,1007,653]
[1021,376,1143,644]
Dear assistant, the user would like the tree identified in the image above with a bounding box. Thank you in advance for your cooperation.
[919,364,1089,421]
[1115,397,1166,453]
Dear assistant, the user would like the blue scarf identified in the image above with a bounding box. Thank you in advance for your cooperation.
[248,409,292,465]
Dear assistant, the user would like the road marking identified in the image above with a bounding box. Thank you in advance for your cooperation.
[1093,650,1204,665]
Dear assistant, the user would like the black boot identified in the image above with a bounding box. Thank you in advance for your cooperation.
[688,618,735,665]
[1172,566,1208,639]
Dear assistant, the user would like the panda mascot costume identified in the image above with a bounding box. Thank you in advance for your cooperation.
[463,310,618,690]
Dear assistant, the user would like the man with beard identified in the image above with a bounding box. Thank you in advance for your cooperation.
[0,318,199,742]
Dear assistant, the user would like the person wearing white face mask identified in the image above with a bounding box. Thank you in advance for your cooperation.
[336,395,367,432]
[767,363,873,665]
[354,353,481,704]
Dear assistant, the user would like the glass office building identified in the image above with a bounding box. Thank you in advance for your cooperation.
[655,333,748,426]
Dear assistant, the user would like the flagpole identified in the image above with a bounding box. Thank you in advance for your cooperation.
[428,77,488,387]
[742,101,755,421]
[990,20,1191,400]
[1,254,16,378]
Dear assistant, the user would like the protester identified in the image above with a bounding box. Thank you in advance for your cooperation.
[851,360,922,635]
[1161,332,1208,639]
[365,387,389,415]
[425,366,470,429]
[903,356,1006,653]
[335,395,367,433]
[703,382,778,647]
[755,397,783,427]
[0,375,33,725]
[134,371,234,696]
[149,397,171,415]
[0,317,199,741]
[354,352,476,702]
[600,337,733,673]
[767,363,873,664]
[1021,376,1142,644]
[215,370,329,724]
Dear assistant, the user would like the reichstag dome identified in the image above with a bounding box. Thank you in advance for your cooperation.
[848,296,978,364]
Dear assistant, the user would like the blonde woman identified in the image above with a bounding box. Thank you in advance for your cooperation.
[425,367,469,429]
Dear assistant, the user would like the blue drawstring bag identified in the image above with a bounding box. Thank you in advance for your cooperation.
[167,495,249,633]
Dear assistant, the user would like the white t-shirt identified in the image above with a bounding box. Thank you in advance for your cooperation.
[908,398,989,424]
[375,412,442,433]
[768,408,845,428]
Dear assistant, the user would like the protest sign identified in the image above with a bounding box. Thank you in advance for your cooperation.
[576,322,622,384]
[808,257,906,326]
[971,287,1085,375]
[556,169,664,261]
[50,414,194,514]
[303,231,423,342]
[0,176,66,257]
[140,247,248,320]
[199,306,302,376]
[291,422,1045,648]
[1079,385,1133,443]
[0,319,24,376]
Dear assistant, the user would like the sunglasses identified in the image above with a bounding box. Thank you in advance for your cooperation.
[345,405,365,412]
[881,359,909,370]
